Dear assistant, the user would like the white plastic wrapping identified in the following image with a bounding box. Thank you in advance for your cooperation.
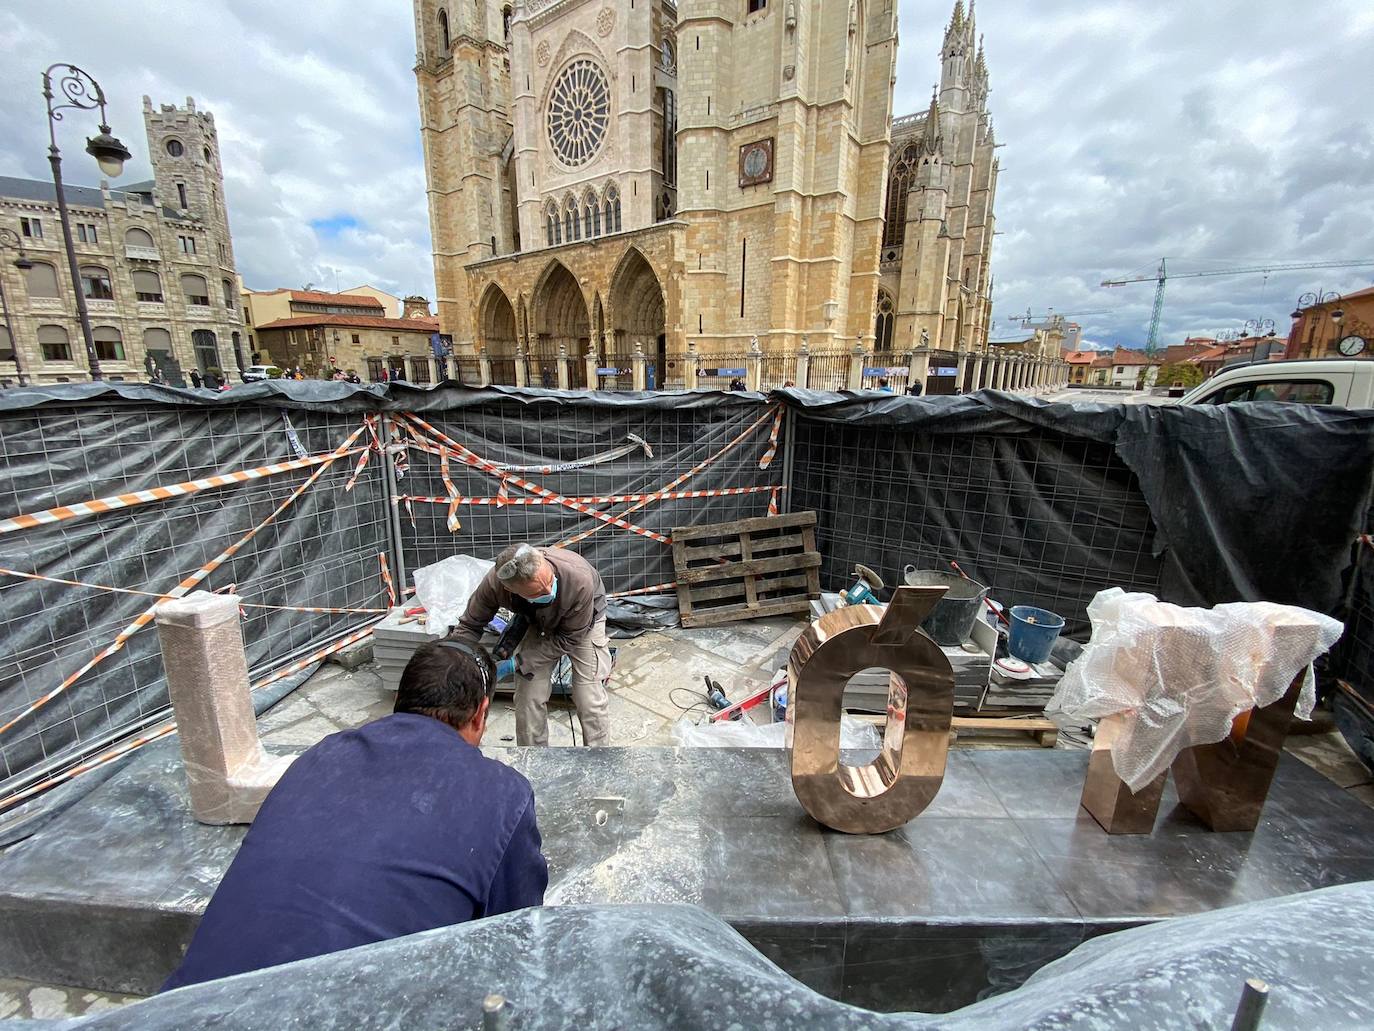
[412,555,495,632]
[672,715,881,751]
[1049,588,1343,791]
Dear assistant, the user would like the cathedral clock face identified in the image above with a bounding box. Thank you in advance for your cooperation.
[739,138,774,188]
[546,59,611,168]
[1338,335,1367,357]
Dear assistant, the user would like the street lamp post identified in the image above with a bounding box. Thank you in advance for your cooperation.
[0,228,32,387]
[41,63,133,382]
[1293,291,1343,358]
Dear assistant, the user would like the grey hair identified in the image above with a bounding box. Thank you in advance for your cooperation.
[495,543,543,583]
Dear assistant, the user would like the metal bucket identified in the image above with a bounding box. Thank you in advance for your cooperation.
[901,568,989,646]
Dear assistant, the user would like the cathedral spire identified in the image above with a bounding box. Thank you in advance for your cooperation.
[947,1,965,39]
[922,88,943,155]
[967,0,977,41]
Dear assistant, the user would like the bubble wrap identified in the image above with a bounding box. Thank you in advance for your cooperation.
[412,554,494,631]
[1049,588,1344,791]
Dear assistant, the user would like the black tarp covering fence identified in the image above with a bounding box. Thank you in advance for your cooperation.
[1,380,1373,799]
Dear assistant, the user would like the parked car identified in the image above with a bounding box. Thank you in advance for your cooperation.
[242,365,283,382]
[1179,359,1374,409]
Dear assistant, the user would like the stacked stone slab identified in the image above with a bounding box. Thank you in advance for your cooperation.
[373,607,445,693]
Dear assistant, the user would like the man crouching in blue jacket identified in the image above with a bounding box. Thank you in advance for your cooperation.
[162,640,547,991]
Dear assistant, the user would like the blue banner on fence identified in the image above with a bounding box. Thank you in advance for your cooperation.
[699,367,746,378]
[430,333,453,359]
[596,367,628,376]
[935,366,959,376]
[862,367,907,377]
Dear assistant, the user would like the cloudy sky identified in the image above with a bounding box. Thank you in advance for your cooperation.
[2,1,1371,347]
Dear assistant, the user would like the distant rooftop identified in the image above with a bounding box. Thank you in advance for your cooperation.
[0,174,185,222]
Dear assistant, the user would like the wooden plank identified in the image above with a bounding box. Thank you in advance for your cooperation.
[672,539,694,620]
[850,713,1059,748]
[672,510,816,544]
[684,573,812,605]
[681,532,806,563]
[678,551,821,586]
[800,525,821,597]
[740,531,758,610]
[680,596,813,628]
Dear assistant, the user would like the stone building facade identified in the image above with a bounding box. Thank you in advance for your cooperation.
[414,0,1065,391]
[252,308,442,383]
[0,97,243,386]
[876,2,997,363]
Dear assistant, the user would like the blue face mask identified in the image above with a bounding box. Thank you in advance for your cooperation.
[527,575,558,606]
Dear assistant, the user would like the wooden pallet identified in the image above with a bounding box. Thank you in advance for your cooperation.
[672,511,822,628]
[852,713,1060,748]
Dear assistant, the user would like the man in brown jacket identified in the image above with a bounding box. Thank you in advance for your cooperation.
[450,543,612,746]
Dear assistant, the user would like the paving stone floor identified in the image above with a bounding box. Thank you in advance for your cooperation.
[4,616,1372,1018]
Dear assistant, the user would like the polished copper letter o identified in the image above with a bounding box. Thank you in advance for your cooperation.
[786,586,956,834]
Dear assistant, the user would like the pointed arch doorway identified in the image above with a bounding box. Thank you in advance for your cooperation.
[607,248,665,387]
[533,261,589,388]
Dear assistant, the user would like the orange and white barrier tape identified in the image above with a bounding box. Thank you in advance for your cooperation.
[0,447,367,538]
[395,485,785,508]
[608,581,678,598]
[768,486,781,516]
[379,552,397,607]
[557,406,781,549]
[397,414,672,545]
[344,415,382,492]
[0,421,372,739]
[0,567,389,615]
[759,406,784,469]
[0,616,385,813]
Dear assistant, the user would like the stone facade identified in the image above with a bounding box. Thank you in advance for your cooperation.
[877,1,997,359]
[253,312,442,383]
[413,0,1064,391]
[0,97,243,386]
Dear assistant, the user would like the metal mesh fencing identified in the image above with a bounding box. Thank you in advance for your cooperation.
[390,399,785,598]
[788,416,1162,639]
[0,400,391,795]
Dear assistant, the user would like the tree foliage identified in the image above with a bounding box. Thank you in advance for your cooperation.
[1157,363,1205,389]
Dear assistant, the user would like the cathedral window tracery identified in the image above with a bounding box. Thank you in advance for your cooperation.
[882,143,918,250]
[547,59,610,168]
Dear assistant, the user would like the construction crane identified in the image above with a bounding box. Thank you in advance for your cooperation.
[1010,308,1114,327]
[1101,258,1374,357]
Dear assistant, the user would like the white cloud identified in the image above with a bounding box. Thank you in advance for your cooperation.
[2,1,1371,343]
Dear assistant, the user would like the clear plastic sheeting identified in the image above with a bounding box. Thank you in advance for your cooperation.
[411,555,494,633]
[1050,588,1344,790]
[672,714,881,751]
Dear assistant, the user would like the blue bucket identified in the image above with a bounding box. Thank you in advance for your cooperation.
[1008,605,1065,664]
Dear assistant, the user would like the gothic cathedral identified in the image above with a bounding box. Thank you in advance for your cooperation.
[414,0,998,380]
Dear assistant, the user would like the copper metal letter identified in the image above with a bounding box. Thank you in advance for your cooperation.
[786,586,955,834]
[1080,673,1304,835]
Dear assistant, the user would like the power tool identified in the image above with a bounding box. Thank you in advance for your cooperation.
[837,564,884,607]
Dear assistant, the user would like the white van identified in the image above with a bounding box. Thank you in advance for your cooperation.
[1180,359,1374,409]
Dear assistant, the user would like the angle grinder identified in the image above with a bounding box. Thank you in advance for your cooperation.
[837,564,884,607]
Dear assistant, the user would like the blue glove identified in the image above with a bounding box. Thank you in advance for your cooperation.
[496,658,516,681]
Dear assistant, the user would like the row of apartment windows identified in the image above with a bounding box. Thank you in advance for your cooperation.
[0,325,226,371]
[545,185,622,247]
[14,220,222,265]
[18,260,235,310]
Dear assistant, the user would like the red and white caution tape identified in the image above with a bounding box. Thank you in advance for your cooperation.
[394,485,785,508]
[759,406,784,469]
[768,486,781,516]
[608,581,678,598]
[0,447,367,538]
[379,552,397,607]
[397,414,673,545]
[557,406,782,549]
[0,616,385,814]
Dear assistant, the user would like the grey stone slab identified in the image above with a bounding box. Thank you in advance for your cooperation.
[5,740,1374,1006]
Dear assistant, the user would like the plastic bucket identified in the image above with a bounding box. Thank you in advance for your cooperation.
[1008,606,1065,664]
[902,567,989,646]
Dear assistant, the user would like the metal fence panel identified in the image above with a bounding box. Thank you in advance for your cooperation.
[788,416,1162,639]
[759,354,796,389]
[693,354,751,391]
[0,401,390,793]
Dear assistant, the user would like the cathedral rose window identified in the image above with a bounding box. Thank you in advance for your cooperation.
[547,59,610,167]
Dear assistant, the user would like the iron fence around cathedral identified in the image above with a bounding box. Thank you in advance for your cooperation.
[758,353,796,389]
[860,359,911,393]
[595,352,638,392]
[804,350,853,391]
[693,354,753,391]
[660,353,691,390]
